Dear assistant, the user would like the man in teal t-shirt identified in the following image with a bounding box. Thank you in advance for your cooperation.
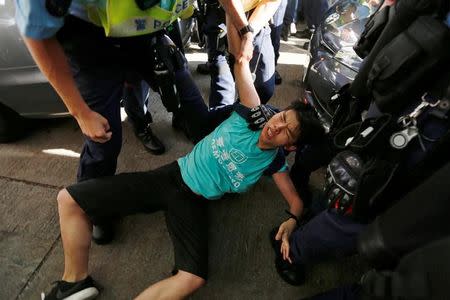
[39,24,322,300]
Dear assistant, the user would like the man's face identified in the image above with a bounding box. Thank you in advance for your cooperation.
[260,109,301,149]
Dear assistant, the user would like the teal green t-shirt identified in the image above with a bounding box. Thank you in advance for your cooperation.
[177,112,279,200]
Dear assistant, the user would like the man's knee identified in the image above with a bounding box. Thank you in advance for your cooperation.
[57,189,81,214]
[175,270,206,292]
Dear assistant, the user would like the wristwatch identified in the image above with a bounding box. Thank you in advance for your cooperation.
[239,24,255,37]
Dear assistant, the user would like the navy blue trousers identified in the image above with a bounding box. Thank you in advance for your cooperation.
[290,207,366,265]
[283,0,302,26]
[58,16,191,182]
[270,0,289,65]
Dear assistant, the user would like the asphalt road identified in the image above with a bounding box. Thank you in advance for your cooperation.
[0,40,364,300]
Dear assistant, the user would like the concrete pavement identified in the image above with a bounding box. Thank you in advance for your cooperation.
[0,40,365,300]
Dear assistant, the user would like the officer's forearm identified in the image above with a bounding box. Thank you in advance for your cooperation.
[219,0,248,30]
[23,36,90,118]
[249,0,281,34]
[226,14,242,57]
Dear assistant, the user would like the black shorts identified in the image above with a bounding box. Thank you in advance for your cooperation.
[66,161,209,279]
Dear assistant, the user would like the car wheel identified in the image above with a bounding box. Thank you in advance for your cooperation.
[0,102,27,143]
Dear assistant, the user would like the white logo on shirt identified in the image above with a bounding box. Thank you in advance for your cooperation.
[211,137,247,189]
[230,149,247,164]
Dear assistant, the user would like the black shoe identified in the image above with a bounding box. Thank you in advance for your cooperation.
[41,276,99,300]
[92,223,115,245]
[269,228,305,286]
[196,62,212,75]
[136,124,165,155]
[295,29,311,39]
[275,70,282,85]
[302,42,310,50]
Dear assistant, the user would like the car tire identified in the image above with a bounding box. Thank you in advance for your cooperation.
[0,102,27,143]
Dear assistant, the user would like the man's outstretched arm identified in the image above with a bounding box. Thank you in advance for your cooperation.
[272,171,304,262]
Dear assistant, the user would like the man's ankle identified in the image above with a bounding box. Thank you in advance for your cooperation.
[62,273,88,283]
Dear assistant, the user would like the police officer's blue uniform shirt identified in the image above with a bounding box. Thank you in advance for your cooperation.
[15,0,90,39]
[178,112,287,200]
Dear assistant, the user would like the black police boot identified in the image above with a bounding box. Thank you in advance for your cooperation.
[196,62,212,75]
[269,228,306,286]
[275,70,282,85]
[136,123,165,155]
[281,25,289,41]
[92,223,115,245]
[295,29,311,39]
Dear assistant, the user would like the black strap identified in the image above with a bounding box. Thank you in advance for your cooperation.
[46,0,72,17]
[233,102,287,175]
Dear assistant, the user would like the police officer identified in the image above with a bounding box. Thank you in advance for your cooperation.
[271,0,450,286]
[16,0,194,243]
[204,0,281,108]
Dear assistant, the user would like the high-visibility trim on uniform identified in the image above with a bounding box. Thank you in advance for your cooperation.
[85,0,194,37]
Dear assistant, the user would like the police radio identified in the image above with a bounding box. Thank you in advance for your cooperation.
[46,0,72,17]
[135,0,161,10]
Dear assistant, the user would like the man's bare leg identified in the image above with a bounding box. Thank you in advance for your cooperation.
[57,189,92,282]
[135,270,205,300]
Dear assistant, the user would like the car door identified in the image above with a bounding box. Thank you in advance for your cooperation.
[0,0,67,117]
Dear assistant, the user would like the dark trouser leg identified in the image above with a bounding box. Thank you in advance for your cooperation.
[252,26,276,104]
[204,2,226,61]
[174,66,233,143]
[289,210,367,265]
[123,79,166,155]
[283,0,298,28]
[67,59,124,182]
[270,0,288,65]
[123,77,152,133]
[167,20,185,53]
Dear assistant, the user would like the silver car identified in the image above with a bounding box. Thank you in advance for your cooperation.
[0,0,68,142]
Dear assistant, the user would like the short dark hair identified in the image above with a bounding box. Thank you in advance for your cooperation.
[285,101,326,146]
